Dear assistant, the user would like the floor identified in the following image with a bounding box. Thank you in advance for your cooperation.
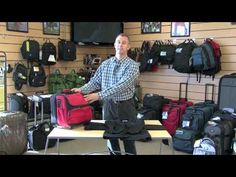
[25,138,190,155]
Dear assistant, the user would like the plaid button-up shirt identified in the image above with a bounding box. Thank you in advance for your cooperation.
[80,56,140,101]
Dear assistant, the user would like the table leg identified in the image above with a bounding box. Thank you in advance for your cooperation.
[168,138,175,155]
[159,140,162,155]
[56,138,60,155]
[44,137,49,154]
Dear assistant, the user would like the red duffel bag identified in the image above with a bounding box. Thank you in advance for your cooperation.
[51,90,93,129]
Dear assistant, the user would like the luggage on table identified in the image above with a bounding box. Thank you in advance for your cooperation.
[50,90,93,129]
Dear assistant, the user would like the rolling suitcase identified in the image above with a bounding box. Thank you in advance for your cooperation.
[28,95,56,151]
[194,84,218,114]
[218,73,236,111]
[0,111,28,154]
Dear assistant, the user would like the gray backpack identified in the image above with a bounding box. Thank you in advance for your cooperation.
[193,137,216,155]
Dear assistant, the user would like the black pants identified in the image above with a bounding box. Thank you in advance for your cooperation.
[103,98,137,155]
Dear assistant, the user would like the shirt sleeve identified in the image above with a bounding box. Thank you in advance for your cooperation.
[98,61,140,100]
[80,65,102,94]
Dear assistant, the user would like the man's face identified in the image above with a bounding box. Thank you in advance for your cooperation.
[114,36,130,56]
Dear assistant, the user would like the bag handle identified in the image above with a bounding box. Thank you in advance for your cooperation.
[201,137,215,147]
[69,69,76,75]
[63,94,92,110]
[58,38,65,41]
[205,84,215,102]
[179,82,188,101]
[43,38,51,43]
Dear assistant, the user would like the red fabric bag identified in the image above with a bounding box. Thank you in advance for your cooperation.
[56,92,93,128]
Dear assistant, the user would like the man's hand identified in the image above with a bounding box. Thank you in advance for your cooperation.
[84,93,100,104]
[71,88,81,93]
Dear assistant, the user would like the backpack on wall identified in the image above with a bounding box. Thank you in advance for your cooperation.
[12,63,28,90]
[20,39,40,62]
[40,40,57,65]
[139,41,152,72]
[159,40,176,67]
[191,43,216,82]
[192,45,214,72]
[173,39,197,73]
[28,64,46,87]
[58,39,76,61]
[202,38,221,78]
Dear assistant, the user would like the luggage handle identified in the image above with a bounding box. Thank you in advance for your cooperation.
[64,96,95,120]
[31,92,45,126]
[34,98,44,126]
[205,84,215,102]
[62,89,75,94]
[69,104,91,109]
[179,82,188,101]
[63,96,91,110]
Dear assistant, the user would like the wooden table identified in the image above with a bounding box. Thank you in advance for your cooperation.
[44,120,173,155]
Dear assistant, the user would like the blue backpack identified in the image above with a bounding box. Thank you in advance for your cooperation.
[192,42,216,82]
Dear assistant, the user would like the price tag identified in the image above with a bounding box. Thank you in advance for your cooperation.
[162,112,168,119]
[193,139,201,147]
[33,66,39,72]
[182,120,190,127]
[160,51,167,56]
[137,113,144,119]
[176,48,182,53]
[176,129,183,135]
[147,59,153,64]
[48,55,56,62]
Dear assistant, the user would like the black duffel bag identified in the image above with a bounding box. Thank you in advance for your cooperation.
[28,121,56,151]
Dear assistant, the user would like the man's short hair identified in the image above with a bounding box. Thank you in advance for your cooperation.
[116,33,130,42]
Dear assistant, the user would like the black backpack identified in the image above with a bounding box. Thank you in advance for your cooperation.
[159,40,176,67]
[12,63,28,90]
[28,64,46,87]
[58,39,76,61]
[204,120,224,155]
[28,121,56,151]
[20,39,40,62]
[173,39,197,73]
[139,41,152,72]
[142,40,160,72]
[40,40,57,65]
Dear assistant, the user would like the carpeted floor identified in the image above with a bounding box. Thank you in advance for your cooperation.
[25,138,190,155]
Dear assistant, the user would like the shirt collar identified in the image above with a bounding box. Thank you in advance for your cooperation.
[112,56,128,64]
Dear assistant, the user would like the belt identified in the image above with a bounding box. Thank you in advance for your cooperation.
[112,98,133,104]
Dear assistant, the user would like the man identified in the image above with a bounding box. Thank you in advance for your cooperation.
[72,33,140,155]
